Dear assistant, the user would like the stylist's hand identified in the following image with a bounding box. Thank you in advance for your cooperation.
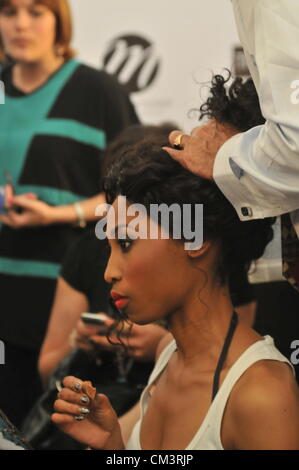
[52,376,124,450]
[163,119,239,180]
[0,194,57,228]
[91,319,168,362]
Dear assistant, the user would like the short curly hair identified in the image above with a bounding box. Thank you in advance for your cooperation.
[104,141,274,285]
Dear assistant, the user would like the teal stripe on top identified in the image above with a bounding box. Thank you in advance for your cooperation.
[0,257,60,279]
[0,59,81,189]
[0,59,105,279]
[37,119,106,150]
[15,185,87,206]
[0,59,106,200]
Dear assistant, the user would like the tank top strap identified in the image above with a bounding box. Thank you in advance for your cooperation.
[212,311,238,401]
[147,339,177,385]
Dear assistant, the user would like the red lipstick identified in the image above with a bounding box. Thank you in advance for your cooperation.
[110,291,129,310]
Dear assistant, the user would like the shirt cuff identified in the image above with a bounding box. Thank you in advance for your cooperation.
[213,134,265,220]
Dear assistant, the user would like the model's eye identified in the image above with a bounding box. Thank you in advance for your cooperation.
[118,239,132,252]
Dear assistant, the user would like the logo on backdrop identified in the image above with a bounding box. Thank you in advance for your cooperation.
[102,34,160,94]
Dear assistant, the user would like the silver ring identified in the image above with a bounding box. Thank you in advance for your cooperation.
[74,415,85,421]
[73,382,82,392]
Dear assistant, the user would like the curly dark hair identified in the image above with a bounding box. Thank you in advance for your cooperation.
[104,141,274,286]
[199,70,265,131]
[103,72,274,287]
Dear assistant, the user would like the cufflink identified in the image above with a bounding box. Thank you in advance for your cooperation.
[241,207,253,217]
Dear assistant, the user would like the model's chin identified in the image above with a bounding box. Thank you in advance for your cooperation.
[125,306,162,326]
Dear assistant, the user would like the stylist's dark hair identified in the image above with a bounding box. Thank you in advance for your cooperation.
[103,72,274,286]
[199,69,265,130]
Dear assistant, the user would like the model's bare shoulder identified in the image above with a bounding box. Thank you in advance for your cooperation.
[228,360,299,450]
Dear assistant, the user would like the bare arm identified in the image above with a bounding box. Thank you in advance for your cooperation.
[38,277,88,386]
[50,193,106,224]
[231,361,299,450]
[0,193,106,228]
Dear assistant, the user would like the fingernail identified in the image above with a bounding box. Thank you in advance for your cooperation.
[74,382,82,392]
[79,407,90,415]
[74,415,85,421]
[80,395,89,405]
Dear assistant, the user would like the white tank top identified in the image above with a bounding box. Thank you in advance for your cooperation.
[126,335,294,450]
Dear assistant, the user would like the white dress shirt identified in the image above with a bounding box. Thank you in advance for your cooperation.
[214,0,299,238]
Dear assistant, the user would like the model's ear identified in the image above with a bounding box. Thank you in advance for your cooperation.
[187,240,212,259]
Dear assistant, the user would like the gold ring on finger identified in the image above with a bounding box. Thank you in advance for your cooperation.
[173,133,184,149]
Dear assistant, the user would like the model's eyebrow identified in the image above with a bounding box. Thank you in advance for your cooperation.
[107,224,128,239]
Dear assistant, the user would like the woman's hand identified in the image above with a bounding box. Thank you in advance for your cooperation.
[0,194,57,228]
[71,313,167,361]
[52,376,124,450]
[69,313,113,353]
[89,317,168,362]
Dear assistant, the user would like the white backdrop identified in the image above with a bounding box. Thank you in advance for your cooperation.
[68,0,282,282]
[69,0,239,131]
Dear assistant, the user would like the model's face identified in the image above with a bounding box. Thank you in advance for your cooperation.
[0,0,57,63]
[104,197,194,325]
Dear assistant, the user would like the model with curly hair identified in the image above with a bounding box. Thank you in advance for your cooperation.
[52,76,299,450]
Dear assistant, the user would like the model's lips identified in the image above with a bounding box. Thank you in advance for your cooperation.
[114,298,129,310]
[110,291,128,301]
[110,291,129,310]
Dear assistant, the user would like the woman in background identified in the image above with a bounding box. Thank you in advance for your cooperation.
[0,0,138,426]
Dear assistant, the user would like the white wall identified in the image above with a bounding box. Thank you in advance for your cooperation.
[69,0,239,131]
